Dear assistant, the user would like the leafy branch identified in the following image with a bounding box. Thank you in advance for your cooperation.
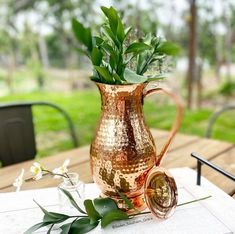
[72,6,180,85]
[25,187,211,234]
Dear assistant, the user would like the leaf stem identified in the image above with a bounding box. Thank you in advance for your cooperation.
[129,211,151,217]
[138,50,155,75]
[128,195,212,218]
[177,195,212,207]
[69,215,89,218]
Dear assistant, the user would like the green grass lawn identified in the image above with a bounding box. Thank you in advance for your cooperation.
[0,90,234,158]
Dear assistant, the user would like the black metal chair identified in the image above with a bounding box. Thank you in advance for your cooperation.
[205,104,235,138]
[191,104,235,187]
[0,101,78,167]
[191,152,235,186]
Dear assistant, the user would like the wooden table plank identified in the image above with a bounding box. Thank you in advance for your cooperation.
[0,161,93,193]
[0,129,234,195]
[0,130,170,189]
[151,129,200,152]
[162,137,233,169]
[201,146,235,195]
[0,129,192,192]
[0,145,90,190]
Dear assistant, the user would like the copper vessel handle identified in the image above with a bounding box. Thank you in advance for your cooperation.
[144,87,184,166]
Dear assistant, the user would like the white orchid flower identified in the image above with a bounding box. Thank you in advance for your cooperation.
[13,169,25,192]
[52,159,70,179]
[30,162,43,180]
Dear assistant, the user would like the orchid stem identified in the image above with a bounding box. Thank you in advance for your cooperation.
[64,172,82,199]
[42,169,67,178]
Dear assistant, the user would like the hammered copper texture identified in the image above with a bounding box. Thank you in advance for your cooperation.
[90,83,157,209]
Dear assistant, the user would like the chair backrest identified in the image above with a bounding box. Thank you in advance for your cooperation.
[0,102,78,167]
[0,105,36,166]
[205,104,235,138]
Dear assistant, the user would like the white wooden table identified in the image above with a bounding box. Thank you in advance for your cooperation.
[0,168,234,234]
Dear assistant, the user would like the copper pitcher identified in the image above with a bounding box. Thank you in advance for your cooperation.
[90,82,183,210]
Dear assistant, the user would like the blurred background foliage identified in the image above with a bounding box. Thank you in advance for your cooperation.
[0,0,234,157]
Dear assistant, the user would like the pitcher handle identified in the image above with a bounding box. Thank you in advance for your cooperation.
[143,87,184,166]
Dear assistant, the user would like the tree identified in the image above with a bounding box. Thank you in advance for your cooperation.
[196,3,217,107]
[186,0,197,109]
[222,1,233,81]
[0,1,19,93]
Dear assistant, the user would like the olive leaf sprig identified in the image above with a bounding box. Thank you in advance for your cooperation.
[24,188,130,234]
[72,6,180,85]
[24,188,212,234]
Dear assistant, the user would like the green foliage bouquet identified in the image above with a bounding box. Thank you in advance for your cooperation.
[72,6,180,85]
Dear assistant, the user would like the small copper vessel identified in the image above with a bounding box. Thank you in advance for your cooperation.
[90,82,183,210]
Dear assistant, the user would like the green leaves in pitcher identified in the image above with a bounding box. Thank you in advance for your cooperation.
[72,6,180,85]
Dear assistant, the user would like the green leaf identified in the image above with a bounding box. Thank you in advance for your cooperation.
[33,199,50,215]
[84,28,93,52]
[156,41,180,55]
[33,200,69,224]
[91,47,103,66]
[143,33,153,45]
[94,66,114,84]
[72,18,85,44]
[100,41,115,55]
[101,209,129,228]
[124,27,132,39]
[147,74,166,82]
[93,36,103,46]
[93,198,118,217]
[125,42,151,54]
[124,68,148,84]
[101,6,118,34]
[72,18,93,52]
[90,75,101,83]
[116,191,135,210]
[109,52,117,70]
[59,188,86,214]
[24,222,51,234]
[84,199,101,224]
[113,73,123,84]
[46,224,54,234]
[117,17,125,42]
[60,218,78,234]
[60,223,72,234]
[69,218,98,234]
[102,25,120,47]
[43,212,69,223]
